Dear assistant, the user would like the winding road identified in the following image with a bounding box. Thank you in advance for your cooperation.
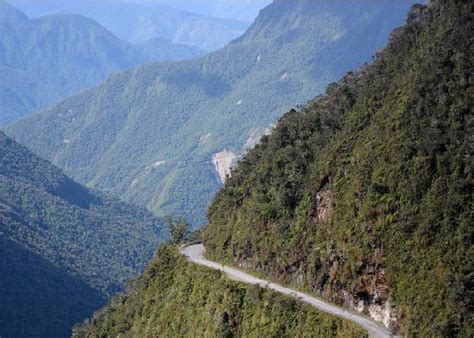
[181,244,394,338]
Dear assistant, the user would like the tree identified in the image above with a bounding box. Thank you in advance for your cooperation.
[164,215,189,244]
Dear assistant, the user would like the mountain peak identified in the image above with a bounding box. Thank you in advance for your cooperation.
[234,0,416,44]
[0,0,28,24]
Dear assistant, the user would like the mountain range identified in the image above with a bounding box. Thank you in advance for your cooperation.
[0,0,203,126]
[0,0,471,337]
[0,131,166,338]
[9,0,249,51]
[6,0,419,226]
[133,0,273,23]
[73,0,472,336]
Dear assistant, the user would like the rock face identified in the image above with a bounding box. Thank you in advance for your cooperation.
[315,176,333,223]
[351,268,395,329]
[212,150,237,183]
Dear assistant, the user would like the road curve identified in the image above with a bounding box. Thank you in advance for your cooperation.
[181,244,393,338]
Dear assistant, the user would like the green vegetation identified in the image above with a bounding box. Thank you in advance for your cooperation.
[73,245,367,338]
[205,1,473,336]
[0,131,166,337]
[6,0,417,226]
[137,37,204,62]
[164,215,191,243]
[0,0,203,126]
[0,236,104,338]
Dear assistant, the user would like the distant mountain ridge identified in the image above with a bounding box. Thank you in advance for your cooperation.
[0,0,204,126]
[6,0,418,226]
[0,131,166,337]
[137,36,204,62]
[120,0,272,23]
[9,0,249,51]
[0,0,26,23]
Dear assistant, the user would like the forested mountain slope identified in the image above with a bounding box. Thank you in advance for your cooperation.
[136,37,204,62]
[204,1,473,336]
[0,132,166,338]
[153,0,272,23]
[9,0,248,51]
[0,1,201,126]
[0,237,103,338]
[72,245,367,337]
[7,0,417,226]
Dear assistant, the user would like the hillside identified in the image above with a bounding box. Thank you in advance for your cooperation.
[6,0,418,226]
[0,0,26,23]
[204,0,473,336]
[0,1,202,126]
[136,37,204,62]
[0,131,166,338]
[152,0,272,23]
[9,0,249,51]
[0,237,103,338]
[72,245,367,337]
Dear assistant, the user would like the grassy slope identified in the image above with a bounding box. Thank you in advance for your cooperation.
[73,245,367,338]
[204,1,473,336]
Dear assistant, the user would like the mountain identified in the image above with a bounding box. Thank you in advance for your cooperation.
[0,237,104,338]
[136,37,205,62]
[0,0,26,23]
[132,0,272,23]
[72,245,367,337]
[9,0,249,51]
[210,0,272,22]
[0,131,166,338]
[6,1,418,227]
[0,1,144,126]
[0,1,203,126]
[204,0,472,336]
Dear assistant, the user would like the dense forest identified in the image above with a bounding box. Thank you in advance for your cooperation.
[73,245,367,337]
[2,1,471,337]
[205,0,473,336]
[6,0,417,226]
[0,0,204,126]
[0,132,166,337]
[0,236,104,338]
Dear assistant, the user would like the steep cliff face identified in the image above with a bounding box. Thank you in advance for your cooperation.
[205,1,473,336]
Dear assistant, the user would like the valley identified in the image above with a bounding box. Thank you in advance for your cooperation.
[0,0,471,337]
[6,0,417,226]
